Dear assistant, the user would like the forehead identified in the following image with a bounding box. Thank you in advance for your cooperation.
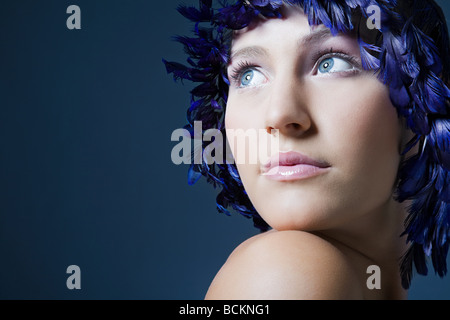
[229,8,360,61]
[231,6,312,49]
[230,3,375,54]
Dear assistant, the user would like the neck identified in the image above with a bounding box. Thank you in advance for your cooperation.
[314,197,409,299]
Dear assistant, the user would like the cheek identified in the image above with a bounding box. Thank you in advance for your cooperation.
[225,97,269,208]
[225,95,262,163]
[315,78,402,193]
[225,93,259,129]
[336,81,399,154]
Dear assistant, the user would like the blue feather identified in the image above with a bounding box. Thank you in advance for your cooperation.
[406,103,430,135]
[390,84,410,109]
[163,59,190,82]
[227,164,241,182]
[434,164,450,202]
[177,3,213,22]
[432,242,449,277]
[396,152,429,201]
[426,73,450,114]
[414,243,429,275]
[188,164,203,185]
[358,39,381,70]
[429,119,450,170]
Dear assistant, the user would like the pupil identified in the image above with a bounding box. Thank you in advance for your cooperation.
[319,58,334,73]
[242,71,253,85]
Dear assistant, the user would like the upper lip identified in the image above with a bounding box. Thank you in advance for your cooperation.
[261,151,330,173]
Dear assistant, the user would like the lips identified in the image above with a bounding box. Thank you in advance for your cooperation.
[261,151,330,181]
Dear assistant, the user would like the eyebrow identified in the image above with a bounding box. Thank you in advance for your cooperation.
[230,46,269,62]
[300,27,333,47]
[229,27,333,62]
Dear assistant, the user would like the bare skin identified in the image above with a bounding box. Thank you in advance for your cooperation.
[205,6,412,300]
[205,229,406,299]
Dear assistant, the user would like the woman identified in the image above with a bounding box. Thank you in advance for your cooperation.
[164,0,449,299]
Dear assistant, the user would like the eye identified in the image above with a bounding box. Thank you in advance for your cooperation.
[229,60,269,89]
[239,69,266,87]
[318,57,354,74]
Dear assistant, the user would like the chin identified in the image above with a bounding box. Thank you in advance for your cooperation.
[255,202,335,232]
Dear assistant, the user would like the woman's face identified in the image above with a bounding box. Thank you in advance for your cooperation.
[225,6,405,231]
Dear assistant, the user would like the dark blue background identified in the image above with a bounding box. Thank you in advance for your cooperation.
[1,0,449,299]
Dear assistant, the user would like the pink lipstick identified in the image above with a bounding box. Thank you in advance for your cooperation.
[261,151,330,181]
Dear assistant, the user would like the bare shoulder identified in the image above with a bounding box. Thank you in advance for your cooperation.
[205,230,364,300]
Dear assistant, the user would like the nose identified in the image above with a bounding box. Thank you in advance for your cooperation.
[265,74,312,138]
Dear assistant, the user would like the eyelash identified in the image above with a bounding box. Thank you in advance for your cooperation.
[312,47,360,71]
[228,48,360,87]
[229,61,259,86]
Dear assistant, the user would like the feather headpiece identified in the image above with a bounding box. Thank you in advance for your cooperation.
[163,0,450,289]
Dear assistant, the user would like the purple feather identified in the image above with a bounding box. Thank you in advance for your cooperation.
[390,84,410,109]
[210,99,222,110]
[403,19,442,76]
[358,39,381,70]
[188,164,203,185]
[162,59,192,82]
[429,119,450,171]
[406,103,430,135]
[217,3,257,29]
[396,152,429,201]
[177,2,213,22]
[434,164,450,202]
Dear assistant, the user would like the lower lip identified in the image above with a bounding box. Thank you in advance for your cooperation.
[262,164,330,181]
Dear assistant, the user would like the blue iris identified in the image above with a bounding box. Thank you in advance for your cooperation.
[319,58,335,73]
[241,70,254,86]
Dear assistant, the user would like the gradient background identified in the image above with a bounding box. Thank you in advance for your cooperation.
[1,0,449,300]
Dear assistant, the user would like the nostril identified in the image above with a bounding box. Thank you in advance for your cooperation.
[290,123,301,130]
[267,126,275,134]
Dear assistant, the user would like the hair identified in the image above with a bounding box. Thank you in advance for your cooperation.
[163,0,450,289]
